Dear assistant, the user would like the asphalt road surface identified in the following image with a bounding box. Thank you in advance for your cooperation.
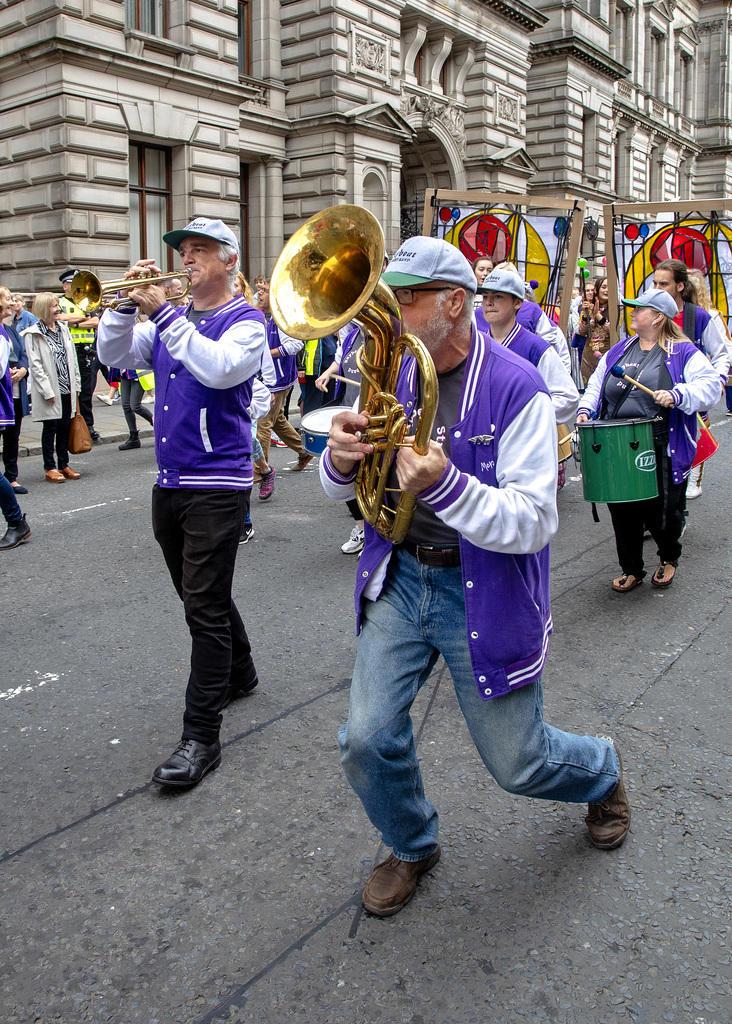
[1,417,731,1024]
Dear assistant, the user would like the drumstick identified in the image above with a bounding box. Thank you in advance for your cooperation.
[609,364,656,397]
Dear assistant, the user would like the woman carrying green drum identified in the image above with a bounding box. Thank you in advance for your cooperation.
[576,287,720,593]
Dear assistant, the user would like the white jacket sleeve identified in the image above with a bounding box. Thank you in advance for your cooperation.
[97,309,156,370]
[249,377,273,419]
[536,347,580,424]
[260,344,276,388]
[670,349,725,413]
[535,312,571,371]
[701,315,731,381]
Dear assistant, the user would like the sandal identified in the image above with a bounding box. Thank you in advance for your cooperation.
[651,561,676,588]
[612,573,643,593]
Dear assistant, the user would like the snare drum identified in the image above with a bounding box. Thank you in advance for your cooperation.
[577,418,659,503]
[299,406,350,456]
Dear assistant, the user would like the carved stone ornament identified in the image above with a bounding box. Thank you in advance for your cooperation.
[350,25,390,83]
[401,90,466,154]
[496,89,520,127]
[355,35,386,75]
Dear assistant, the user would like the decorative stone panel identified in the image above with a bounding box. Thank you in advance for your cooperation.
[350,24,391,85]
[495,88,521,130]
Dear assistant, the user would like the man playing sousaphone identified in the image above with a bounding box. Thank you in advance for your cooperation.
[97,218,266,788]
[320,235,631,917]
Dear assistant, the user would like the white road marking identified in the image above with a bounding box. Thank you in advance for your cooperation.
[35,498,132,518]
[1,671,59,701]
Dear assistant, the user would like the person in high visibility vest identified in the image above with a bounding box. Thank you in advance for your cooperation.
[58,268,100,442]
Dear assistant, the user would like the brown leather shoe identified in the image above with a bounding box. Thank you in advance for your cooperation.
[586,749,631,850]
[362,845,441,917]
[45,469,65,483]
[292,453,313,472]
[60,467,81,479]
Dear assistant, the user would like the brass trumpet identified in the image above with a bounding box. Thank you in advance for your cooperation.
[70,269,191,313]
[269,204,438,543]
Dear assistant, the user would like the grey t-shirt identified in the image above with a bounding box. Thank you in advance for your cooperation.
[187,304,227,326]
[385,356,467,547]
[603,340,672,421]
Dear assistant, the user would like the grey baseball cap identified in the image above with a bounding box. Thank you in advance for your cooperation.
[478,268,525,300]
[382,237,477,292]
[622,287,678,319]
[163,217,240,255]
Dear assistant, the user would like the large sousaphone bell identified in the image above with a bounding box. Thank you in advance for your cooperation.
[270,205,438,543]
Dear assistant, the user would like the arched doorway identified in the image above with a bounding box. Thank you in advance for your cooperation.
[400,126,463,241]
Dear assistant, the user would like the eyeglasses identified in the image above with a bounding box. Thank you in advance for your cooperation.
[393,286,457,306]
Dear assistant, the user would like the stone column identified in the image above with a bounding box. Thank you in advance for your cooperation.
[264,157,285,273]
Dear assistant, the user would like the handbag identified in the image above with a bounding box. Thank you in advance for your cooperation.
[68,398,92,454]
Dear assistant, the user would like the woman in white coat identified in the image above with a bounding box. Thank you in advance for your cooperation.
[23,292,82,482]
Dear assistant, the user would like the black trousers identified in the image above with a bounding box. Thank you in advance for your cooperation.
[2,397,24,482]
[41,393,72,471]
[75,344,96,432]
[151,486,255,744]
[607,455,686,579]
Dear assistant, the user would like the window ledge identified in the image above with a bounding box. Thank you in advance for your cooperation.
[124,29,197,59]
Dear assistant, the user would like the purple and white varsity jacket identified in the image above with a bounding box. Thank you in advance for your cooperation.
[320,326,559,701]
[267,317,303,393]
[578,335,722,484]
[97,297,266,490]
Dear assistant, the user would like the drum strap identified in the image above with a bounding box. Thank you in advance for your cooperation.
[609,344,658,419]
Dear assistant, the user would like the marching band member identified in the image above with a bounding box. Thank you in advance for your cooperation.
[97,217,266,788]
[320,237,630,918]
[577,288,720,592]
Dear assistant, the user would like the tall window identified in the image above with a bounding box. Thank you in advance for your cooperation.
[238,0,252,76]
[239,164,250,278]
[125,0,167,35]
[129,144,173,269]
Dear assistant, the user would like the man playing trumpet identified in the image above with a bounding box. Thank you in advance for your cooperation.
[97,218,266,787]
[320,236,631,917]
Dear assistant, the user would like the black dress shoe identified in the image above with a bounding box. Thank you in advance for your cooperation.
[0,515,31,550]
[90,431,101,442]
[119,437,141,451]
[221,674,259,709]
[10,483,28,495]
[151,738,221,787]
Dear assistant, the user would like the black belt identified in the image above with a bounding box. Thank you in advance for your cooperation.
[401,541,461,567]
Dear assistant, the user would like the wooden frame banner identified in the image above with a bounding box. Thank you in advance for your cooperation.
[603,200,732,342]
[422,189,585,337]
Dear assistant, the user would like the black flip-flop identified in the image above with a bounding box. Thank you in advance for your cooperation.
[612,573,643,593]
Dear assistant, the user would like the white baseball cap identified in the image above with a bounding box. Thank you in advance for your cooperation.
[622,287,678,319]
[382,237,477,292]
[478,268,525,300]
[163,217,240,255]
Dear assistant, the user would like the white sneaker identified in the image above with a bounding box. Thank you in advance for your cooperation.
[96,393,113,406]
[686,482,702,500]
[341,526,365,553]
[141,393,155,405]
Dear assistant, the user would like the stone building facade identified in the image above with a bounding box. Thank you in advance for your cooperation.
[0,0,730,289]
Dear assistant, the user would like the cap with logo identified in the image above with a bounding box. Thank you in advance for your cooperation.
[162,218,240,256]
[478,268,525,300]
[59,268,78,284]
[382,237,477,292]
[622,287,678,320]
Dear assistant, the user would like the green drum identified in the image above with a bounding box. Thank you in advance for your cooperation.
[577,418,659,503]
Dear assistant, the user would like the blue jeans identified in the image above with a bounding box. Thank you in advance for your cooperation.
[339,548,620,862]
[0,473,22,527]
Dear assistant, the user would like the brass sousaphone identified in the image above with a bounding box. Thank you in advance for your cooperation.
[269,205,438,543]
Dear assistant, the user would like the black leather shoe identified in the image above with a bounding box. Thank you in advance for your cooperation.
[119,437,141,451]
[90,431,101,443]
[0,515,31,550]
[221,674,259,709]
[151,739,221,787]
